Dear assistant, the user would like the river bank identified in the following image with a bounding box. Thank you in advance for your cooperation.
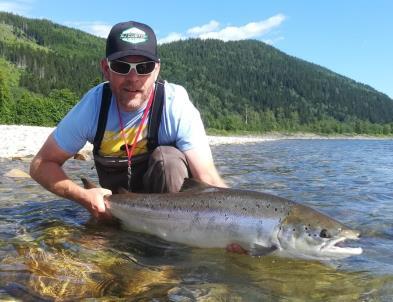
[0,124,390,158]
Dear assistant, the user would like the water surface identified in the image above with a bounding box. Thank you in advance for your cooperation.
[1,139,392,301]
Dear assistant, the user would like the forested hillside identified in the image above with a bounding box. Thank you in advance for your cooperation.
[160,39,393,134]
[1,12,393,135]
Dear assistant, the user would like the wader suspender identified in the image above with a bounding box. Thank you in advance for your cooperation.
[93,83,111,154]
[147,80,165,150]
[93,80,165,155]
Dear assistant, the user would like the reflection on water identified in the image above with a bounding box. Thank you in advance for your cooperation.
[1,139,393,301]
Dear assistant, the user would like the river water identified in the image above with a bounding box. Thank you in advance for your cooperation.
[1,139,392,301]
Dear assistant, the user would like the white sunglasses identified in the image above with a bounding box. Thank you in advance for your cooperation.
[107,59,156,75]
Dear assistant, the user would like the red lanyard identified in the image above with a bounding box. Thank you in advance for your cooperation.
[116,87,155,190]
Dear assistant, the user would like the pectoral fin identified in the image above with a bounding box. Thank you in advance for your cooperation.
[226,243,277,256]
[249,244,278,257]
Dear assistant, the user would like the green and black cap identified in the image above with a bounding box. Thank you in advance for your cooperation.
[106,21,159,62]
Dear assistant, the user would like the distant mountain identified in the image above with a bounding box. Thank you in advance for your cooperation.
[1,11,392,134]
[159,39,393,133]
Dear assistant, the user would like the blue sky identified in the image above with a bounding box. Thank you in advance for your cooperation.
[1,0,392,99]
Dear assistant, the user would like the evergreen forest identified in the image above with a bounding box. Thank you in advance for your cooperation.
[1,12,393,136]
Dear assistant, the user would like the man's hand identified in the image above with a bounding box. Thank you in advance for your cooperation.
[30,135,115,221]
[226,243,248,255]
[85,187,113,220]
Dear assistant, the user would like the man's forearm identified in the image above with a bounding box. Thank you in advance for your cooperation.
[30,158,89,207]
[197,170,228,188]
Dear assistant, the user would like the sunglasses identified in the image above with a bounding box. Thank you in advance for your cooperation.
[107,59,156,75]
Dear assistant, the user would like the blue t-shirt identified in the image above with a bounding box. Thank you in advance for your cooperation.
[53,81,208,156]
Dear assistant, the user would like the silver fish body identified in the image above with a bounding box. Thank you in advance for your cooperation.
[103,179,362,260]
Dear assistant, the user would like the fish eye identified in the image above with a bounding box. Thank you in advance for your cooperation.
[319,229,331,238]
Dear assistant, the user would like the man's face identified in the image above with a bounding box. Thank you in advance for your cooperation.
[101,55,160,112]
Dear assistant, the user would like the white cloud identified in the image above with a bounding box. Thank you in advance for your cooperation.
[0,0,34,15]
[159,14,286,45]
[63,21,112,38]
[187,20,220,36]
[157,32,187,44]
[199,14,286,41]
[263,36,284,45]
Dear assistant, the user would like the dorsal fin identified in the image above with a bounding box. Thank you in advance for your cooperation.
[117,187,129,194]
[180,178,212,192]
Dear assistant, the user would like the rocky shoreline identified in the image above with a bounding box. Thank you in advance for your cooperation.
[0,125,273,159]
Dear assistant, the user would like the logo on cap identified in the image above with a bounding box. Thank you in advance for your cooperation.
[120,27,148,44]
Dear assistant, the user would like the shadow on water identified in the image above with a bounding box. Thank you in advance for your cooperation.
[1,140,393,301]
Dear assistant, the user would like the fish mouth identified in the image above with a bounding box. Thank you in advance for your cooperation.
[321,236,363,256]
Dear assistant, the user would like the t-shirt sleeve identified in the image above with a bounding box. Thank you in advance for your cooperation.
[53,85,102,154]
[161,83,208,151]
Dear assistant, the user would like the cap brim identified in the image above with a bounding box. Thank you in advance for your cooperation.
[107,50,159,62]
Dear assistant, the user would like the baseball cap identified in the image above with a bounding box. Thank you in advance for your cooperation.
[106,21,159,62]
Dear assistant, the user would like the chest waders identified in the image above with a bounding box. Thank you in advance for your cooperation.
[93,80,165,193]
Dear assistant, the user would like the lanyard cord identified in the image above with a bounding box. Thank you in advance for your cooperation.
[116,88,155,190]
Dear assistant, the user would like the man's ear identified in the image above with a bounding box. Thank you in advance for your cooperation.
[154,62,161,81]
[100,58,110,81]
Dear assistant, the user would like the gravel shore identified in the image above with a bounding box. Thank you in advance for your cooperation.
[0,125,277,158]
[1,124,389,159]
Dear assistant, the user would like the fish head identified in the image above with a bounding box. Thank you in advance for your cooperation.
[277,204,362,260]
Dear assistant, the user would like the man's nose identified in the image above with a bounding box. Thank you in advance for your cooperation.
[128,67,139,78]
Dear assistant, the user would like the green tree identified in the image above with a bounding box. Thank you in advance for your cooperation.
[0,69,13,123]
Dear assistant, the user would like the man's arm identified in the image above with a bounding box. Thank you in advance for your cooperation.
[184,144,228,188]
[29,134,112,219]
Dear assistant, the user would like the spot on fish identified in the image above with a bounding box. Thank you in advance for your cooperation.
[192,213,201,225]
[207,216,216,229]
[242,207,247,212]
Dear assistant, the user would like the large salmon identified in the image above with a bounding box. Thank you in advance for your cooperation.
[82,178,362,260]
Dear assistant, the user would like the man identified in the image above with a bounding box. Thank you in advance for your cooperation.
[30,20,226,220]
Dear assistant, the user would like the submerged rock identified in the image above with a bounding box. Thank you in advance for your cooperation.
[74,150,92,161]
[5,169,31,178]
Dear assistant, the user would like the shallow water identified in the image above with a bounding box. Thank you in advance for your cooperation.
[1,139,393,301]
